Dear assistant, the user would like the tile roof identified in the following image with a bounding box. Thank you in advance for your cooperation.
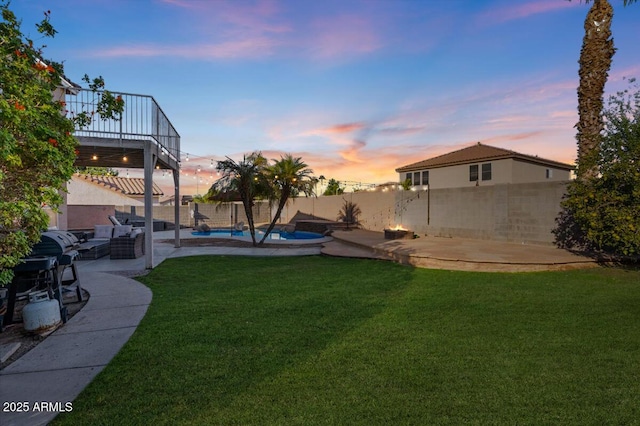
[396,142,575,172]
[77,174,164,196]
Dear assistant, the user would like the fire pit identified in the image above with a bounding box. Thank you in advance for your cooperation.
[384,228,413,240]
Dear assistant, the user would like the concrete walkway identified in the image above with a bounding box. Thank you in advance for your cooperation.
[0,229,598,425]
[0,272,152,426]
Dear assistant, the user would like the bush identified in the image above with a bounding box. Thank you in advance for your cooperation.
[555,78,640,258]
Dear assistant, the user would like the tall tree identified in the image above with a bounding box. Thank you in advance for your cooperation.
[259,155,316,245]
[322,178,343,196]
[212,152,268,246]
[0,3,122,285]
[555,77,640,256]
[573,0,636,178]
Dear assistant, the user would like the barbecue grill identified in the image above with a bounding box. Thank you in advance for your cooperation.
[2,231,83,329]
[31,230,83,302]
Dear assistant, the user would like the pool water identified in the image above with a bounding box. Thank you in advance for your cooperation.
[192,229,243,237]
[191,229,324,240]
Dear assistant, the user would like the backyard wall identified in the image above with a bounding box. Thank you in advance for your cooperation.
[60,181,567,245]
[279,191,397,230]
[67,205,116,230]
[62,202,272,231]
[392,181,568,244]
[284,181,568,245]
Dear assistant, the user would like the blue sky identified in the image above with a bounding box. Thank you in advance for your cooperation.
[11,0,640,194]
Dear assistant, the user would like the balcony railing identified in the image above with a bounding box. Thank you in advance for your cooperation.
[64,88,180,163]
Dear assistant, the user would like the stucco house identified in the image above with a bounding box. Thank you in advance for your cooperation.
[396,142,575,190]
[66,173,164,206]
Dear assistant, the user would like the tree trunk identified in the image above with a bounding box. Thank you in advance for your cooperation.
[240,193,257,246]
[258,187,291,245]
[576,0,615,179]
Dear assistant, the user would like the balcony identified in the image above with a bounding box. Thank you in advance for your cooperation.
[65,88,180,170]
[63,87,182,267]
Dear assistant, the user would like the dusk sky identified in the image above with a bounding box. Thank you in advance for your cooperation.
[12,0,640,195]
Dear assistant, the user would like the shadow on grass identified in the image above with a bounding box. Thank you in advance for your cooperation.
[56,256,415,424]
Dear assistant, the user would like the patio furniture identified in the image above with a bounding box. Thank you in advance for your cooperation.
[108,215,121,226]
[77,240,111,260]
[110,229,145,259]
[77,225,114,260]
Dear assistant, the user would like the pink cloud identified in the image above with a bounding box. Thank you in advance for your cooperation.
[326,123,366,134]
[92,0,290,60]
[89,38,280,59]
[339,139,367,163]
[476,0,575,26]
[306,14,384,59]
[94,2,387,63]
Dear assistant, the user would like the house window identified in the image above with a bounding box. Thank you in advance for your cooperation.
[422,171,429,186]
[405,173,412,185]
[413,172,420,186]
[469,165,478,182]
[482,163,492,181]
[546,168,553,179]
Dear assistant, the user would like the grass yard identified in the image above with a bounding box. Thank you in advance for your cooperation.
[53,256,639,425]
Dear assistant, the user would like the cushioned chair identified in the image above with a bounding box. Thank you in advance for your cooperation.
[77,225,113,260]
[110,229,145,259]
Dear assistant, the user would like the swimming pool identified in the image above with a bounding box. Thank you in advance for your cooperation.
[191,229,325,240]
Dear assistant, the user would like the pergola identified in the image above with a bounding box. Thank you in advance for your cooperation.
[64,87,181,269]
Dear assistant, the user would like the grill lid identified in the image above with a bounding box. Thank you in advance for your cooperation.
[31,231,79,259]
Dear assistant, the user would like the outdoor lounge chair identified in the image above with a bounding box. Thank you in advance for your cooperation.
[77,225,113,260]
[110,229,145,259]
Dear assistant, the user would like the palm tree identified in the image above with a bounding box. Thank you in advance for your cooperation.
[574,0,636,178]
[212,152,268,246]
[322,178,343,196]
[259,154,316,245]
[337,199,362,229]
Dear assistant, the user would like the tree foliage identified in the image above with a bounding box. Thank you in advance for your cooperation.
[0,2,123,285]
[210,152,316,246]
[211,152,269,246]
[76,166,119,176]
[259,154,316,245]
[322,178,343,196]
[555,78,640,257]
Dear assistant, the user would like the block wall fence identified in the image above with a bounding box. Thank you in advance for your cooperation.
[62,181,568,246]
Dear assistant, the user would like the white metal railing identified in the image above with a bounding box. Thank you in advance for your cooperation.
[64,88,180,163]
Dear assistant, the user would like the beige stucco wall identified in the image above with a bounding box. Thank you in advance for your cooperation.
[66,205,116,230]
[399,159,572,190]
[511,160,572,183]
[66,178,145,206]
[280,191,398,231]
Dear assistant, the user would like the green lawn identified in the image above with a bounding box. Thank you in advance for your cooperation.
[54,256,639,425]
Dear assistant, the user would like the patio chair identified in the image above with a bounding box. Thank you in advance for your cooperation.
[77,225,113,260]
[110,229,145,259]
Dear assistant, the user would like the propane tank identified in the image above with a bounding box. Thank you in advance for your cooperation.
[22,291,61,333]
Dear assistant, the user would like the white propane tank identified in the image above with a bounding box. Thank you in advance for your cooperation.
[22,291,61,332]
